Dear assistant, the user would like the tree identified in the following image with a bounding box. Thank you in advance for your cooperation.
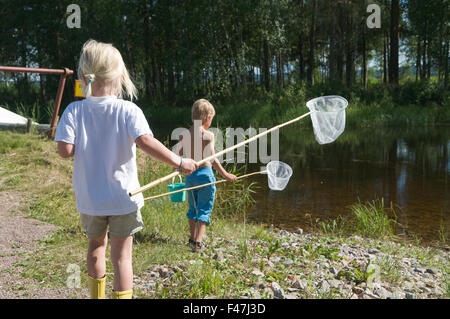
[389,0,400,86]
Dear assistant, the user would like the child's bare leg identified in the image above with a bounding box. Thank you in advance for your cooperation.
[110,235,133,291]
[87,231,108,279]
[189,218,196,241]
[194,221,207,243]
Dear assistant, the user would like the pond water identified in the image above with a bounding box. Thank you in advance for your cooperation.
[247,125,449,244]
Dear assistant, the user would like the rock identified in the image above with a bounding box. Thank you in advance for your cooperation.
[213,251,225,261]
[271,282,285,299]
[255,281,266,289]
[413,267,424,274]
[373,286,392,299]
[423,273,434,279]
[157,267,170,278]
[330,267,339,275]
[279,230,290,237]
[351,235,363,242]
[419,286,431,293]
[352,286,365,295]
[403,281,414,291]
[425,268,437,275]
[144,281,156,289]
[292,277,308,290]
[391,291,405,299]
[252,269,265,277]
[431,287,443,295]
[285,294,298,299]
[368,248,379,254]
[317,280,330,293]
[402,258,411,265]
[283,259,295,266]
[270,256,281,263]
[405,292,415,299]
[249,288,261,299]
[425,281,436,288]
[305,234,314,240]
[295,228,304,235]
[362,291,380,299]
[328,279,342,289]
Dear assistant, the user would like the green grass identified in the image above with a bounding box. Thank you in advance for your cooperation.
[350,199,397,239]
[317,199,397,239]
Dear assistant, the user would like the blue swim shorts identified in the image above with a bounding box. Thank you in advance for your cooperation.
[185,166,216,225]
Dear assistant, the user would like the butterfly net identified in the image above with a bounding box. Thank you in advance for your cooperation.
[306,96,348,145]
[266,161,293,191]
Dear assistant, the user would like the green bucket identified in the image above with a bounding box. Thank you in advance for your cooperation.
[168,175,186,202]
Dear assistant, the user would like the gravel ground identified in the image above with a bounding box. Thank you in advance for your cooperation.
[0,191,88,299]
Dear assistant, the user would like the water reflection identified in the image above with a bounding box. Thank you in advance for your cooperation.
[249,126,450,243]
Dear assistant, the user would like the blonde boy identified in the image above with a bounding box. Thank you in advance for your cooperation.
[178,99,237,251]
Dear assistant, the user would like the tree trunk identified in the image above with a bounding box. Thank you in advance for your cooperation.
[445,41,449,88]
[143,0,153,97]
[298,36,305,81]
[329,1,337,82]
[297,0,305,82]
[167,62,175,104]
[389,0,400,86]
[384,32,388,84]
[336,3,344,83]
[415,37,420,81]
[345,3,354,88]
[159,64,165,98]
[276,48,283,88]
[427,39,432,79]
[307,0,318,85]
[362,29,367,89]
[263,39,270,91]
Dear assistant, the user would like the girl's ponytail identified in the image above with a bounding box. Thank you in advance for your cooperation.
[82,73,96,98]
[78,39,137,101]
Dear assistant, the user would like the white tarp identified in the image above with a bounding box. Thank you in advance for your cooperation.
[0,106,28,125]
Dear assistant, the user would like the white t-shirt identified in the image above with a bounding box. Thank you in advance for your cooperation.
[54,96,153,216]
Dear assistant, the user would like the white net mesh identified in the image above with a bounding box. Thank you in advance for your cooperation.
[306,95,348,144]
[266,161,293,191]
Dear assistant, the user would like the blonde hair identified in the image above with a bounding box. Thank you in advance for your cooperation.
[192,99,215,123]
[78,39,137,100]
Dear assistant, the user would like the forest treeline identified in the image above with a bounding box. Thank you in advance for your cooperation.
[0,0,449,110]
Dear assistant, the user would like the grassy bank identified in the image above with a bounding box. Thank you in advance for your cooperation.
[0,131,448,299]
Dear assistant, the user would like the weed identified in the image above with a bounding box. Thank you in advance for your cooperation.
[349,199,397,239]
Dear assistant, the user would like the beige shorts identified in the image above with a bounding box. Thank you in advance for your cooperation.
[80,210,144,239]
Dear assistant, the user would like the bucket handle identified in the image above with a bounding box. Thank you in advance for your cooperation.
[171,174,183,186]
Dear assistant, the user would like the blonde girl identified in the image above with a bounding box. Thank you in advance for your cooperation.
[55,39,197,299]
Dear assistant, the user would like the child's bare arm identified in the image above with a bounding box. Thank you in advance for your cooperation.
[212,159,237,182]
[57,141,75,158]
[207,133,237,182]
[136,134,197,175]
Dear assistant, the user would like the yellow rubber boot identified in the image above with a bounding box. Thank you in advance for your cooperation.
[112,289,133,299]
[88,275,106,299]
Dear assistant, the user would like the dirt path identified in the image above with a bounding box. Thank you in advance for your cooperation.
[0,191,88,299]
